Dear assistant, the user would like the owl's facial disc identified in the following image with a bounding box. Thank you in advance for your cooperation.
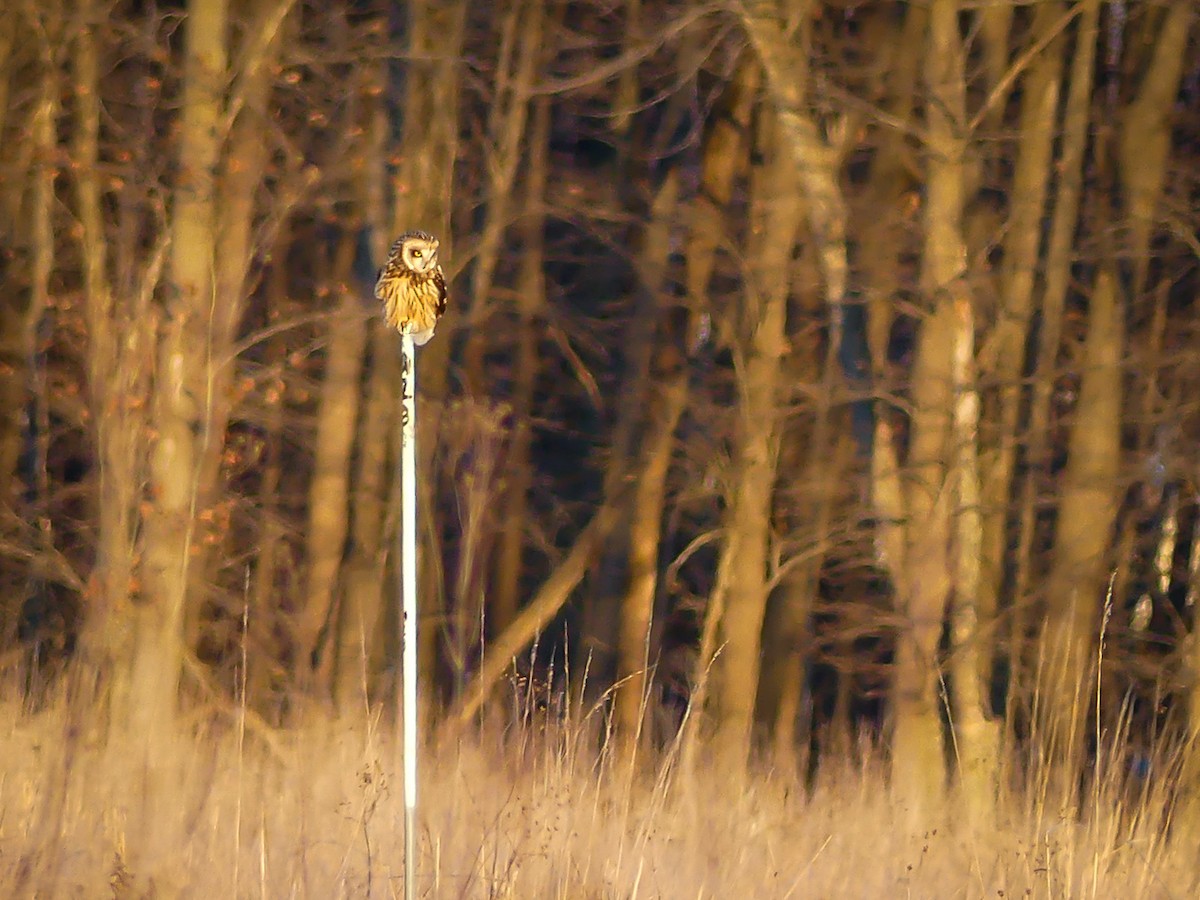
[405,240,438,274]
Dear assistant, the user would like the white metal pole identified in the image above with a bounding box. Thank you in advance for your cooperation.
[400,333,418,900]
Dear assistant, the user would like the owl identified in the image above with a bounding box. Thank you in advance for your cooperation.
[375,230,447,345]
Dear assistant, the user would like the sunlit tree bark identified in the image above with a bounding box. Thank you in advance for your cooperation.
[706,108,803,773]
[613,170,682,765]
[300,237,368,693]
[948,292,998,822]
[975,1,1014,134]
[883,0,971,811]
[21,4,59,523]
[334,62,399,709]
[460,0,542,397]
[740,0,847,316]
[0,10,33,520]
[136,0,227,734]
[1013,0,1101,700]
[976,2,1065,693]
[490,83,551,639]
[857,3,924,380]
[186,0,294,624]
[72,0,162,705]
[137,0,291,730]
[675,58,757,766]
[336,324,398,708]
[1119,1,1194,295]
[1036,269,1123,773]
[248,263,289,709]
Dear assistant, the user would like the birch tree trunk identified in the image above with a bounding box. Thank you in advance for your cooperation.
[740,0,847,314]
[738,0,854,768]
[948,292,999,822]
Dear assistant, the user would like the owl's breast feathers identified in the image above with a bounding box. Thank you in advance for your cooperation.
[375,263,448,343]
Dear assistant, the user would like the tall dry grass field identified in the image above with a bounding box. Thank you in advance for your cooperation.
[0,680,1192,898]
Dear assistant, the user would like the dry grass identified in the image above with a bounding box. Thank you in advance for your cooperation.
[0,687,1194,899]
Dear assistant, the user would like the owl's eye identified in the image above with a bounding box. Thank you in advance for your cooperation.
[412,249,423,258]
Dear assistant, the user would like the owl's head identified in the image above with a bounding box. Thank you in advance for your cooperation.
[394,231,440,276]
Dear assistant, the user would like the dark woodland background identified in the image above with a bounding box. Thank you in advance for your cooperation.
[1,0,1199,821]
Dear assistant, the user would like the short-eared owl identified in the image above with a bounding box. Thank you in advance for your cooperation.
[375,231,447,345]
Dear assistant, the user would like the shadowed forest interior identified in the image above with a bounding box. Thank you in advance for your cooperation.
[1,0,1200,895]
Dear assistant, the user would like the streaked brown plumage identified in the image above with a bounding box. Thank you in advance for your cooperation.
[375,230,447,345]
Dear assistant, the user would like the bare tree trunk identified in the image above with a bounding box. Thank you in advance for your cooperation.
[613,170,682,764]
[858,3,924,379]
[975,2,1014,134]
[137,0,228,735]
[948,292,999,822]
[388,0,465,243]
[707,108,802,773]
[888,0,971,813]
[336,324,397,708]
[1178,526,1200,843]
[300,244,369,694]
[183,0,292,625]
[1013,0,1101,720]
[491,90,550,636]
[0,11,37,518]
[883,303,955,812]
[72,0,160,705]
[22,7,59,529]
[1036,269,1123,775]
[334,60,398,710]
[461,0,543,396]
[760,406,843,769]
[0,10,25,643]
[684,59,757,336]
[976,2,1065,682]
[736,2,853,772]
[1119,1,1194,295]
[136,0,294,730]
[249,262,289,710]
[674,59,756,769]
[741,0,847,313]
